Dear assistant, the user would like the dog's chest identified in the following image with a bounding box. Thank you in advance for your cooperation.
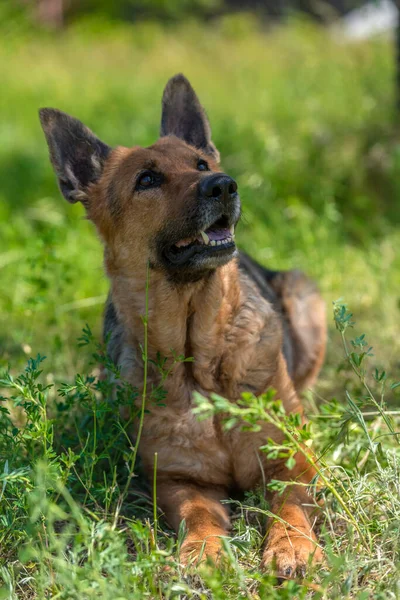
[114,281,282,487]
[136,319,279,486]
[139,364,281,489]
[188,295,280,398]
[139,399,233,486]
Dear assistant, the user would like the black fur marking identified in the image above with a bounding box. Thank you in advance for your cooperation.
[103,295,119,342]
[239,252,295,377]
[103,296,124,366]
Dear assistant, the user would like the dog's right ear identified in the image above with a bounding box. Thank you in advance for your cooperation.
[39,108,111,204]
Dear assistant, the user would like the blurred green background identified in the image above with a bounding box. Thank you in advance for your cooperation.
[0,0,399,401]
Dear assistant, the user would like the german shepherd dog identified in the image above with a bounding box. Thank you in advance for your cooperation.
[40,74,326,577]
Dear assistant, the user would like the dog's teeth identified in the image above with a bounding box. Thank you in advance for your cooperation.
[210,240,216,246]
[229,225,235,235]
[200,230,209,245]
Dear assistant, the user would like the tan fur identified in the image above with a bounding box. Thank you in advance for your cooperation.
[86,138,325,575]
[41,90,326,576]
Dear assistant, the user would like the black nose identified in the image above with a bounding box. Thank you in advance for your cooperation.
[198,174,238,201]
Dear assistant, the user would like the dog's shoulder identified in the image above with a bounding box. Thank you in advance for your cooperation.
[238,251,326,391]
[238,251,295,377]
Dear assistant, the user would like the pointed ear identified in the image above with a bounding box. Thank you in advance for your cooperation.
[39,108,111,204]
[160,74,220,162]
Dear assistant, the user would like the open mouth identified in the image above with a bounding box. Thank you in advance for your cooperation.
[165,215,237,267]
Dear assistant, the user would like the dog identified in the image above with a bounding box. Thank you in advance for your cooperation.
[40,74,326,577]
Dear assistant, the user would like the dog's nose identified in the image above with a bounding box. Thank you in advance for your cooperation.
[199,174,238,201]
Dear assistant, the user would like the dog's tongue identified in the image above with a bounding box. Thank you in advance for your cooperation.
[203,228,230,242]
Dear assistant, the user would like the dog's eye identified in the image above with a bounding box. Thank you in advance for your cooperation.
[197,159,209,172]
[136,170,159,190]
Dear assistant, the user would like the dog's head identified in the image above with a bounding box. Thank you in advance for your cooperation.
[40,74,240,283]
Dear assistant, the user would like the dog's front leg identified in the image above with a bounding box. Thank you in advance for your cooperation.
[157,480,230,566]
[261,453,323,578]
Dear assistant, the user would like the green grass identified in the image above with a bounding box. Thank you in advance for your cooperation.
[1,15,400,599]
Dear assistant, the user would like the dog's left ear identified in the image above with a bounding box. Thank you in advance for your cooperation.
[160,74,220,162]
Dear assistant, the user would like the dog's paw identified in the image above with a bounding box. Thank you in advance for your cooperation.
[179,538,223,568]
[261,531,323,579]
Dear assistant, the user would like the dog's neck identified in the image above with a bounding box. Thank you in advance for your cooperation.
[110,260,241,364]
